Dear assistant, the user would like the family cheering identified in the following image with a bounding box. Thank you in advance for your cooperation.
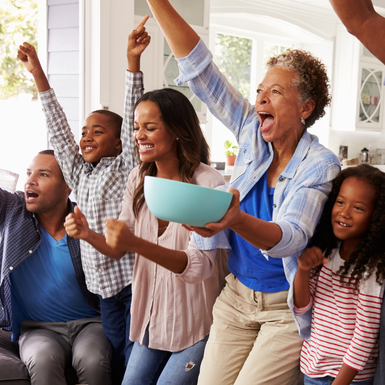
[1,0,385,384]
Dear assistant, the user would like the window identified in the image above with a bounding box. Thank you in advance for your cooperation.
[208,30,298,162]
[214,33,252,100]
[0,0,45,191]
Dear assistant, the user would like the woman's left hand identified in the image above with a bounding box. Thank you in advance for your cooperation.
[183,187,242,237]
[105,219,134,251]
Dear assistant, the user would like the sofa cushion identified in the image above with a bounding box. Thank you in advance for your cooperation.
[0,330,29,382]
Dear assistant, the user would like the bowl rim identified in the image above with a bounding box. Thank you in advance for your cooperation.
[144,175,232,196]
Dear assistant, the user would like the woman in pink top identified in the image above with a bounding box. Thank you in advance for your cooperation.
[64,19,229,385]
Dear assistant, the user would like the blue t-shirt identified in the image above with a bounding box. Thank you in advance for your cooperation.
[10,227,98,341]
[228,172,289,292]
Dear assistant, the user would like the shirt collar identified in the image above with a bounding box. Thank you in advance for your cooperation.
[281,130,311,179]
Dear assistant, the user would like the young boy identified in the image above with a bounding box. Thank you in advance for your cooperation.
[18,17,150,384]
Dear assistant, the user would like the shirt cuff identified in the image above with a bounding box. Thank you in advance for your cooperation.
[261,221,294,259]
[39,88,56,106]
[293,300,312,316]
[193,229,232,251]
[174,39,213,85]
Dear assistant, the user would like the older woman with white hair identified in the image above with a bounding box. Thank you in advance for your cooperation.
[145,1,341,384]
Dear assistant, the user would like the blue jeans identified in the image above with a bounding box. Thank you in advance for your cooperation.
[122,334,209,385]
[304,374,373,385]
[100,284,133,385]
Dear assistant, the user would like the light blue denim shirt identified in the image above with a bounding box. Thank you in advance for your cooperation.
[175,39,341,339]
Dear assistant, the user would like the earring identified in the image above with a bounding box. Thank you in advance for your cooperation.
[301,117,305,125]
[176,138,179,141]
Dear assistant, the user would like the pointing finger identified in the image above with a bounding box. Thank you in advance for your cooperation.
[135,15,149,31]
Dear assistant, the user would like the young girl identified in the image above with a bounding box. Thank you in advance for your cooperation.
[64,20,229,385]
[293,164,385,385]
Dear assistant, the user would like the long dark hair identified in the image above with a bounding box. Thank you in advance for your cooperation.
[132,88,210,217]
[310,164,385,285]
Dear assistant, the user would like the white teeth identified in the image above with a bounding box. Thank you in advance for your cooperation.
[339,222,350,227]
[84,146,94,150]
[139,145,154,150]
[259,112,269,115]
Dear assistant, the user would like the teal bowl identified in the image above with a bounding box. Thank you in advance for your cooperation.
[144,176,233,227]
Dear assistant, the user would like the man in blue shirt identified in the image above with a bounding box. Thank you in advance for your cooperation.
[0,150,112,385]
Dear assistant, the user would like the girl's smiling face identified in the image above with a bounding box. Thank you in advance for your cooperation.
[133,100,178,164]
[331,177,377,249]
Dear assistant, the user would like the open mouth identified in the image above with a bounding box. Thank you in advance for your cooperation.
[258,112,274,130]
[138,144,155,151]
[25,190,39,201]
[337,221,351,228]
[83,146,96,153]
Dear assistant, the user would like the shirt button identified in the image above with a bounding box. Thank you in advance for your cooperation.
[278,176,284,182]
[29,250,33,254]
[273,204,277,208]
[9,266,13,271]
[243,149,246,153]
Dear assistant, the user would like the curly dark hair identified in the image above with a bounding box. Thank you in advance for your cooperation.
[266,49,331,129]
[132,88,210,217]
[310,164,385,286]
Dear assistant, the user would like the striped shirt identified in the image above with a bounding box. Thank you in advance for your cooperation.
[298,248,384,381]
[39,72,142,298]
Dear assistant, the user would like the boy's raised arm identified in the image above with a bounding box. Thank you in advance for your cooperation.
[127,15,151,73]
[17,43,50,92]
[146,0,199,59]
[121,16,151,167]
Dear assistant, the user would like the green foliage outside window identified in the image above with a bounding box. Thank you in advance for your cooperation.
[0,0,38,100]
[263,43,290,71]
[214,33,252,100]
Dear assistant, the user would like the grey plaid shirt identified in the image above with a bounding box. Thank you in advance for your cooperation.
[39,72,143,298]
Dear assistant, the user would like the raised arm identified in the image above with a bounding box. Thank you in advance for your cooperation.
[18,42,83,191]
[329,0,385,64]
[17,42,50,92]
[146,0,199,58]
[121,16,151,168]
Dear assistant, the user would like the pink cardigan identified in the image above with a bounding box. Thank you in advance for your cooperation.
[118,163,229,351]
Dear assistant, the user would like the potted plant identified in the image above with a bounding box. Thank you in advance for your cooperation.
[224,140,238,166]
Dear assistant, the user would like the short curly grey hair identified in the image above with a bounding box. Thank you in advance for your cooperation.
[266,49,331,129]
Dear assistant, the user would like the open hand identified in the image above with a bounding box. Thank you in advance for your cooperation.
[183,187,241,237]
[298,246,328,271]
[17,42,43,75]
[64,206,90,240]
[105,218,133,251]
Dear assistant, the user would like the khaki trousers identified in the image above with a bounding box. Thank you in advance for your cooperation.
[198,274,304,385]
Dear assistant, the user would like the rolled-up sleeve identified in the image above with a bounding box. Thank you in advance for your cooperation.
[174,39,213,85]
